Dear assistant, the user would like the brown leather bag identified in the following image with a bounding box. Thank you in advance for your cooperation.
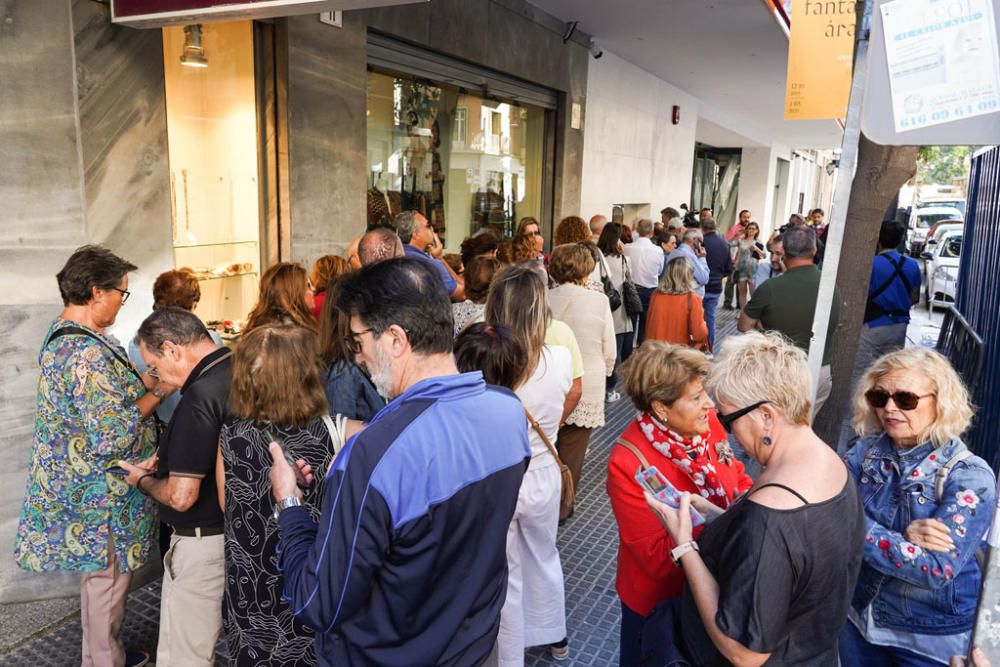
[525,408,576,520]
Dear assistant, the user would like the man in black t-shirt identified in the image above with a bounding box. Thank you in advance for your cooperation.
[119,308,231,667]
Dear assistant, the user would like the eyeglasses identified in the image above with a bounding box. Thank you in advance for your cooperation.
[864,388,934,411]
[109,287,131,304]
[717,401,769,433]
[343,327,374,354]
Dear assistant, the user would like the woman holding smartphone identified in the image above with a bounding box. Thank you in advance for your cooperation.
[606,341,752,666]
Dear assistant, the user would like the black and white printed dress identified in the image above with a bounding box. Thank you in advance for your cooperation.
[219,416,346,666]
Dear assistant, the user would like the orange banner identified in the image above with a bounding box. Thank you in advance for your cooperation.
[784,0,857,120]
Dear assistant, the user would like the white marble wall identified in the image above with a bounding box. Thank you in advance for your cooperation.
[0,0,172,604]
[580,51,699,220]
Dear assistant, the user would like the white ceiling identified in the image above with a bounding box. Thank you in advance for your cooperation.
[531,0,845,149]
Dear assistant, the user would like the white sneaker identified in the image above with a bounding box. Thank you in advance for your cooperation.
[606,390,622,403]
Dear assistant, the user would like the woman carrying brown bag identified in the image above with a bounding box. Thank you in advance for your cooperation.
[645,256,710,352]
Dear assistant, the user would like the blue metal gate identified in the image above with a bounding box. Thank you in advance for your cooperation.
[948,147,1000,471]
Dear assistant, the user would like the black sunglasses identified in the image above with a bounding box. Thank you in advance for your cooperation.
[865,388,934,411]
[717,401,769,433]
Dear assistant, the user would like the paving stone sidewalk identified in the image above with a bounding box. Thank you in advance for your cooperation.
[1,310,741,667]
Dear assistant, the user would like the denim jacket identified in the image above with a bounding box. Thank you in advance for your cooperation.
[844,434,996,635]
[323,360,385,422]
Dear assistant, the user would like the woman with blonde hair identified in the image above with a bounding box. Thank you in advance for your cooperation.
[840,348,995,666]
[245,262,317,333]
[217,325,361,666]
[643,331,864,666]
[644,256,709,351]
[548,243,615,512]
[309,255,351,318]
[485,264,573,664]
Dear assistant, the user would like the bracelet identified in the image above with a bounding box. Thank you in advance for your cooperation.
[150,385,167,400]
[670,540,700,567]
[136,472,156,496]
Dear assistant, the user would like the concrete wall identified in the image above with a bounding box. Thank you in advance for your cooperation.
[580,52,698,221]
[0,1,172,604]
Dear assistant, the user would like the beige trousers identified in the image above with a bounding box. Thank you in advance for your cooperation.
[813,364,834,419]
[80,535,132,667]
[155,532,225,667]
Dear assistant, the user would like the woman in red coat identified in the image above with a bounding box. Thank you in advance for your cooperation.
[607,341,752,666]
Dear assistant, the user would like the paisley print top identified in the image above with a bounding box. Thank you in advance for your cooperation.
[13,318,158,573]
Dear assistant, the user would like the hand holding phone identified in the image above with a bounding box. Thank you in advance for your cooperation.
[635,466,705,527]
[266,426,310,489]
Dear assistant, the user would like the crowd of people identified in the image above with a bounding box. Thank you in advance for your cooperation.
[10,202,995,667]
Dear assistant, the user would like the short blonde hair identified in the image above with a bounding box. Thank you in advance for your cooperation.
[549,243,596,284]
[852,348,974,447]
[657,257,695,295]
[619,341,709,413]
[707,331,812,426]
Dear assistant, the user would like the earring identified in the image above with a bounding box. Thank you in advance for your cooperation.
[761,436,773,446]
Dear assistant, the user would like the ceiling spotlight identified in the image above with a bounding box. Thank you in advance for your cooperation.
[180,24,208,68]
[589,40,603,59]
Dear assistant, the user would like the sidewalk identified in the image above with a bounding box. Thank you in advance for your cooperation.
[0,308,742,667]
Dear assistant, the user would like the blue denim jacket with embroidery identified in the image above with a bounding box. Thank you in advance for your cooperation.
[844,434,995,635]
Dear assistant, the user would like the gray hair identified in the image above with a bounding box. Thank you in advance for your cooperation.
[136,307,211,353]
[636,218,654,237]
[682,228,703,244]
[701,218,718,232]
[781,225,817,260]
[393,210,422,244]
[359,228,404,266]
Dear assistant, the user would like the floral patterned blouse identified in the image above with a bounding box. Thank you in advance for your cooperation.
[13,319,158,574]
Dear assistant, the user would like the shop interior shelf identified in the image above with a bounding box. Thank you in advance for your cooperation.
[174,239,259,249]
[194,271,258,282]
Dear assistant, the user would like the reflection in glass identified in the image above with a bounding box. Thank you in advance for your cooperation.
[366,72,544,250]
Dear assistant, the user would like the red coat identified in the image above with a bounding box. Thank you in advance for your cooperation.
[606,413,753,616]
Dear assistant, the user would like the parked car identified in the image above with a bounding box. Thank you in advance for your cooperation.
[917,198,966,215]
[907,205,963,256]
[922,220,963,255]
[921,231,963,306]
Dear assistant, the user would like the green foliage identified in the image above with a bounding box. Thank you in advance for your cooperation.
[916,146,973,185]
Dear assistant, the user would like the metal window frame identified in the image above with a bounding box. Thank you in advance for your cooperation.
[366,32,558,110]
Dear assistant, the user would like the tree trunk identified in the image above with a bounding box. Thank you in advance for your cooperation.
[813,135,918,446]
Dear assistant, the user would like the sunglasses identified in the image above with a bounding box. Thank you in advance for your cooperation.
[864,388,934,411]
[717,401,769,433]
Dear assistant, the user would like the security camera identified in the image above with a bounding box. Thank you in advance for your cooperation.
[589,40,603,59]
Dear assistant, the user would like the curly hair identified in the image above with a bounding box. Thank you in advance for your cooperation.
[310,255,350,294]
[852,348,974,447]
[510,233,539,263]
[554,216,591,245]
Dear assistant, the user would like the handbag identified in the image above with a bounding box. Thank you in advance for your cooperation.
[621,256,644,318]
[598,252,623,312]
[525,408,576,520]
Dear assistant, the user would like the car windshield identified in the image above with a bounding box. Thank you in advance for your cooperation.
[942,237,963,258]
[918,212,959,227]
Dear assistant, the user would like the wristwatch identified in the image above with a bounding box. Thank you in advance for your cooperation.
[670,540,700,566]
[272,496,303,520]
[151,385,168,399]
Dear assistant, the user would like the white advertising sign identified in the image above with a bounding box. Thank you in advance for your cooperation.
[880,0,1000,132]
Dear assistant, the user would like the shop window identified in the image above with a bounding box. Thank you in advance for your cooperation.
[366,71,546,247]
[163,21,261,334]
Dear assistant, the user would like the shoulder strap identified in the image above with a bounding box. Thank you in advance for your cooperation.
[936,450,973,501]
[46,325,142,383]
[322,414,347,457]
[748,483,809,505]
[614,437,651,470]
[525,408,564,466]
[869,255,912,302]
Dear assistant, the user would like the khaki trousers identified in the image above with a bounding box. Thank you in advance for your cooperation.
[80,534,131,667]
[156,532,225,667]
[813,364,833,419]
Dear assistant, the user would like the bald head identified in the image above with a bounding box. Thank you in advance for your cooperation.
[359,227,404,266]
[589,215,608,237]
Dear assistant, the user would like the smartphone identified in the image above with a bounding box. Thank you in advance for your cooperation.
[265,426,310,488]
[635,466,705,527]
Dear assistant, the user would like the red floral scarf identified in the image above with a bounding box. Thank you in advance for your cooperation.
[636,411,733,509]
